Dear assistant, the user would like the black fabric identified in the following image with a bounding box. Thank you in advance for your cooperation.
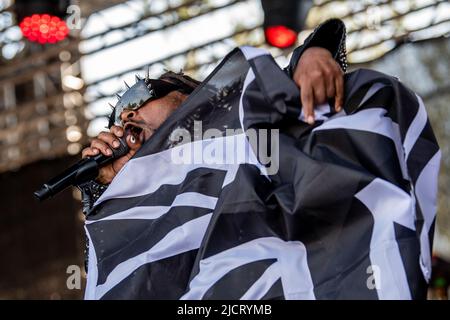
[84,47,439,300]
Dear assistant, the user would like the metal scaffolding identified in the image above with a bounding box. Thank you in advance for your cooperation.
[0,0,448,173]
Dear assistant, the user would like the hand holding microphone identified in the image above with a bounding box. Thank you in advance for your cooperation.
[81,125,142,185]
[34,125,142,201]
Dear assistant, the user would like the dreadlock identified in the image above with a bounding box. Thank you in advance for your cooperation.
[158,70,201,94]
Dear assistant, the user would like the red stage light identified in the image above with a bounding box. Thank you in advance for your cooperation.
[264,25,297,49]
[19,14,69,44]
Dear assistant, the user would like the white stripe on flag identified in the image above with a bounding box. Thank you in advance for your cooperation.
[313,107,408,179]
[84,225,99,300]
[355,178,415,300]
[94,213,213,299]
[235,67,270,180]
[358,82,387,107]
[313,107,400,139]
[95,133,263,206]
[404,94,427,160]
[299,102,333,122]
[415,150,441,281]
[240,262,280,300]
[87,192,218,224]
[182,237,315,300]
[240,46,269,60]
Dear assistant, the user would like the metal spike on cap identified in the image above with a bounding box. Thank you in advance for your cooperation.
[135,74,141,82]
[124,81,130,89]
[108,102,115,110]
[145,66,150,82]
[115,93,122,100]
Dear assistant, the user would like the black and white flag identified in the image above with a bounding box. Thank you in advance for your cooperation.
[84,46,440,300]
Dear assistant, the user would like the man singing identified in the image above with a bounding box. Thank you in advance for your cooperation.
[81,19,347,197]
[79,19,440,300]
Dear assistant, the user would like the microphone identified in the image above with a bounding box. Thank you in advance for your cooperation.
[34,137,130,201]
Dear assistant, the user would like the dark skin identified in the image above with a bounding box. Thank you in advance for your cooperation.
[82,90,187,184]
[295,47,344,122]
[82,47,344,184]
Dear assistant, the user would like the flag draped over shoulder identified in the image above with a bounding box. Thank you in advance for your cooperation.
[84,46,440,300]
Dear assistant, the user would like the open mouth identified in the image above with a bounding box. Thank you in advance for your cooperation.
[124,122,145,144]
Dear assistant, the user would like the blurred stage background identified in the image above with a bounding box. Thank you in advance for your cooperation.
[0,0,449,299]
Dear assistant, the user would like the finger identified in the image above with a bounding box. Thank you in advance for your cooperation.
[301,84,315,125]
[313,78,327,105]
[110,125,124,138]
[292,61,302,86]
[111,136,142,174]
[98,131,121,149]
[323,67,336,99]
[91,138,113,156]
[293,72,302,90]
[82,147,99,158]
[334,69,344,112]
